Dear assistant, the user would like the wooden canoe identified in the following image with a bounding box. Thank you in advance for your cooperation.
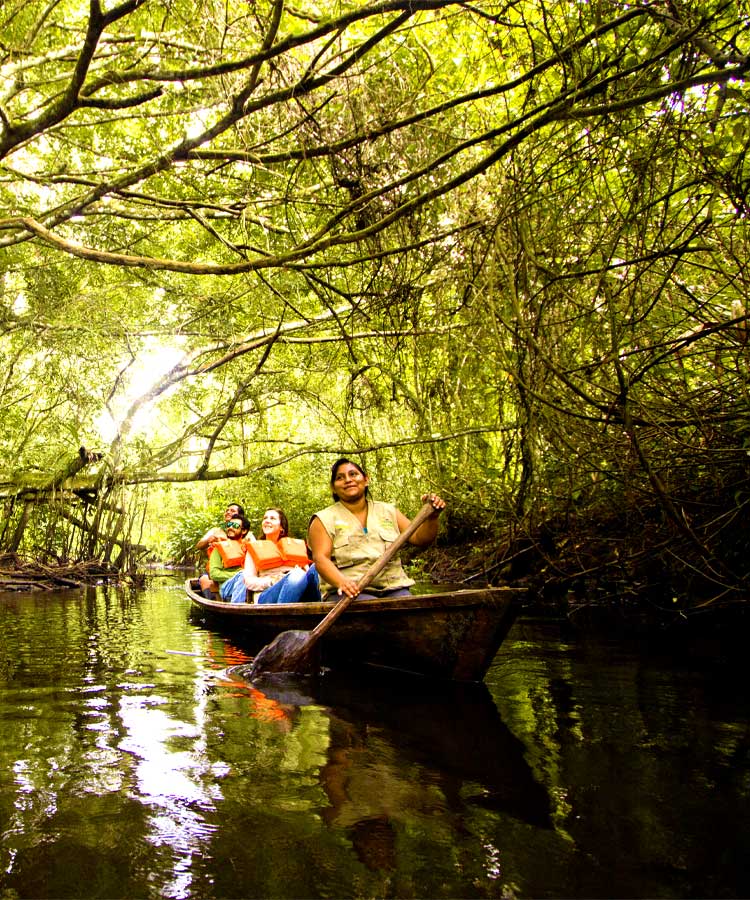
[185,579,523,682]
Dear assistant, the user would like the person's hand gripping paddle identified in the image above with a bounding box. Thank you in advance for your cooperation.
[248,501,436,678]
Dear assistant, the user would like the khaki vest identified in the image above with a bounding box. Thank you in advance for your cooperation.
[313,500,414,595]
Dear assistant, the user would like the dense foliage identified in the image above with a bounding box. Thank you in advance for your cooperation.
[0,1,748,607]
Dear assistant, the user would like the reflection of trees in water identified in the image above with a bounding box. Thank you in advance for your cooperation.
[251,671,552,878]
[0,596,241,899]
[489,623,750,898]
[1,589,551,899]
[487,623,588,840]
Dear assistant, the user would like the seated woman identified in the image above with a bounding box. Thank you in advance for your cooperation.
[307,457,445,601]
[221,508,320,605]
[205,515,253,599]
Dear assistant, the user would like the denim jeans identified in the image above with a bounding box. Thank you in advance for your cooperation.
[256,565,320,605]
[220,570,249,604]
[220,565,320,605]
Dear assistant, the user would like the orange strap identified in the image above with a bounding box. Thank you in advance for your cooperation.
[246,537,309,570]
[215,539,246,568]
[278,537,310,567]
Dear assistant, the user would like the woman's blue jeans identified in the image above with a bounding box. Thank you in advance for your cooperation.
[221,565,320,605]
[257,565,320,604]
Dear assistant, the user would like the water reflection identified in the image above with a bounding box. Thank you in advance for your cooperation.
[0,587,226,899]
[117,697,221,900]
[1,581,749,898]
[241,668,552,876]
[487,618,750,898]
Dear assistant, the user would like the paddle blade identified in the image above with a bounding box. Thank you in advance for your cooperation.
[248,630,321,678]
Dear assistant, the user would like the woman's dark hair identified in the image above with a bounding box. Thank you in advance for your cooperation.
[330,457,369,501]
[261,508,288,540]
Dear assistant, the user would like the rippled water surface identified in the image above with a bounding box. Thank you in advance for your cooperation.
[0,577,748,898]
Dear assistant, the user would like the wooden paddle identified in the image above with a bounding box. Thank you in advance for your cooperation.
[248,500,436,678]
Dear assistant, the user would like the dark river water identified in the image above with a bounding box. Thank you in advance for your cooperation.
[0,576,748,899]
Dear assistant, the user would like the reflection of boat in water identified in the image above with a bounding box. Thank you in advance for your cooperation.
[245,668,552,841]
[186,579,522,682]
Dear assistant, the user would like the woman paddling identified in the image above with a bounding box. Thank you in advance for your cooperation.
[307,458,445,601]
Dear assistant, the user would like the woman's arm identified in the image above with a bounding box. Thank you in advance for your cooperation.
[399,493,445,547]
[242,549,275,593]
[308,515,361,598]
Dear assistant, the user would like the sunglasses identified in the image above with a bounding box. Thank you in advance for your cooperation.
[225,519,243,529]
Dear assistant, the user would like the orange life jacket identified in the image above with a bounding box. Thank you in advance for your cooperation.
[215,538,248,568]
[246,537,309,571]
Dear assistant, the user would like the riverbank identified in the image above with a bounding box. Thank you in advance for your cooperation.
[4,490,747,633]
[419,498,749,627]
[0,552,132,592]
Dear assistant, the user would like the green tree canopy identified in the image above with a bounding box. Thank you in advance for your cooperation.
[1,0,748,602]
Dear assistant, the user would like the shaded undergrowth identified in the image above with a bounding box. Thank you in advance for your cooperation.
[421,476,750,627]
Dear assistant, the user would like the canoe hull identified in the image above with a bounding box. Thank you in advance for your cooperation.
[185,580,522,681]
